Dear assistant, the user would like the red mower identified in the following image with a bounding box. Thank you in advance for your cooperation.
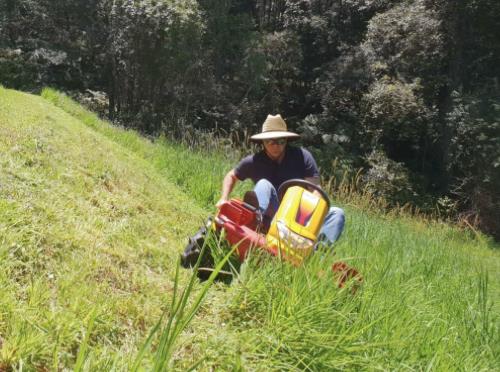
[181,179,362,288]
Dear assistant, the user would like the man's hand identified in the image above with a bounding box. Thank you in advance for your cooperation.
[215,198,227,209]
[304,176,320,186]
[304,177,329,203]
[304,176,324,198]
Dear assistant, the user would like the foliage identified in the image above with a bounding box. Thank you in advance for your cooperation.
[0,0,107,90]
[362,78,432,140]
[106,0,205,130]
[363,0,444,83]
[361,149,417,206]
[447,93,500,238]
[239,29,303,121]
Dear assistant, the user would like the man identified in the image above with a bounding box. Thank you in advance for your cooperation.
[216,114,345,247]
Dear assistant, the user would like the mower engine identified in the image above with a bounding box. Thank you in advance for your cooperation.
[214,198,267,261]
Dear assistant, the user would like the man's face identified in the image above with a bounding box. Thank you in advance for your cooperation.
[263,138,287,160]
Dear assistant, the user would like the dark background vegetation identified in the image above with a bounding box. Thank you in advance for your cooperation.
[1,0,499,239]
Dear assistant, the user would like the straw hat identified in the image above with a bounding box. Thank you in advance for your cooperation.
[250,114,300,141]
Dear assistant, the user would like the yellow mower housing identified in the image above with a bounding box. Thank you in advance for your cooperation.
[267,181,329,265]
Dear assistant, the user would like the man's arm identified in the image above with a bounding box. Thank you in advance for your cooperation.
[216,169,239,208]
[302,146,322,197]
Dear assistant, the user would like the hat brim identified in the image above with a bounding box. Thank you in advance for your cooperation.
[250,131,300,141]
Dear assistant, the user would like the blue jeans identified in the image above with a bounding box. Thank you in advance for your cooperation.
[253,179,345,245]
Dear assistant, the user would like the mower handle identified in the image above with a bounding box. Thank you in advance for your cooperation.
[277,179,330,210]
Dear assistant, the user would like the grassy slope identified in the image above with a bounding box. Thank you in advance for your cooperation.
[0,87,208,369]
[1,87,499,370]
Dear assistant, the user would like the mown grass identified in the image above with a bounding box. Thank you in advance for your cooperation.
[1,87,499,370]
[0,87,209,369]
[41,88,253,210]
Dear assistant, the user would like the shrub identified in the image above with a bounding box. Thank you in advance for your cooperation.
[361,149,417,206]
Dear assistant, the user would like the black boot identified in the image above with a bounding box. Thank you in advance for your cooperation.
[243,190,259,210]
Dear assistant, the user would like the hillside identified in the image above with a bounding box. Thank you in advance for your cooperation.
[0,87,208,369]
[1,87,499,370]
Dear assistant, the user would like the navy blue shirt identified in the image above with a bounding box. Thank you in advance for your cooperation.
[234,146,320,190]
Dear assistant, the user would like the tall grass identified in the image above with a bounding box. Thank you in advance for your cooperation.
[222,221,500,370]
[133,236,236,371]
[39,88,435,218]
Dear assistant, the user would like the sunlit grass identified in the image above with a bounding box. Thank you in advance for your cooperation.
[220,217,499,370]
[133,236,236,371]
[41,88,252,209]
[0,87,208,369]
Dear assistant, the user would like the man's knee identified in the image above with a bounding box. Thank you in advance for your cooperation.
[255,179,274,190]
[331,206,345,216]
[254,179,276,198]
[329,207,345,223]
[254,179,278,217]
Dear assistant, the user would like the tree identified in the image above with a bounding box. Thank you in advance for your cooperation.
[447,93,500,238]
[106,0,204,131]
